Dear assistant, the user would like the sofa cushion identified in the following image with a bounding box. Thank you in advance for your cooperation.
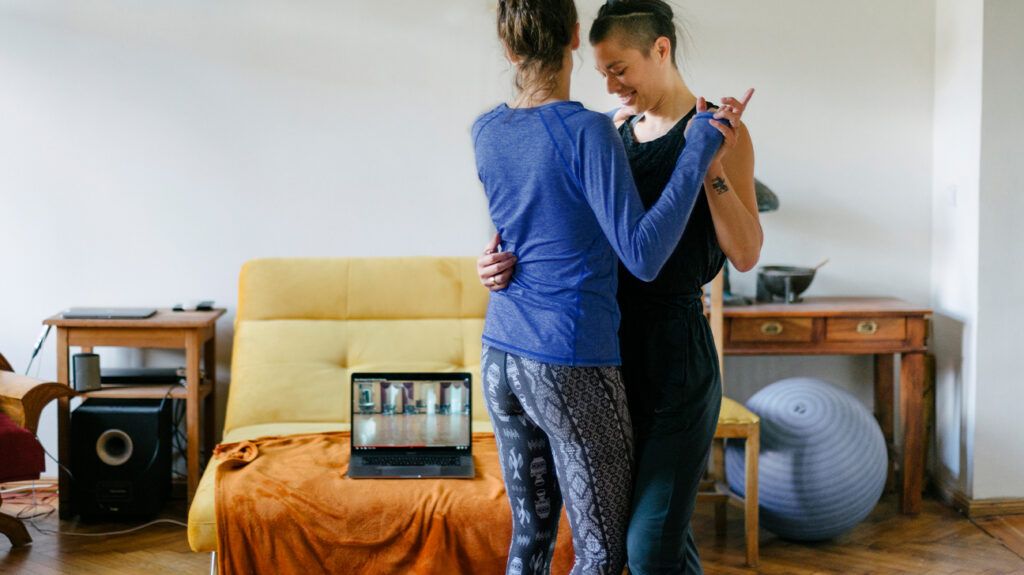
[223,257,488,437]
[224,319,486,433]
[236,257,486,322]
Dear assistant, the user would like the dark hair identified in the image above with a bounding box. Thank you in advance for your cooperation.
[497,0,578,99]
[589,0,680,66]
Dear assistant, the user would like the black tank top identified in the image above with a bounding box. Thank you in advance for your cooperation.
[616,107,726,303]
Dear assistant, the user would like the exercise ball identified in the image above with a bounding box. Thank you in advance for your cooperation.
[726,377,887,541]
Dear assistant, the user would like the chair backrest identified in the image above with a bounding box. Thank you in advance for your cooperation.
[223,257,488,435]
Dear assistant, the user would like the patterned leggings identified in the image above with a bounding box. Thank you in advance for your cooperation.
[482,345,634,575]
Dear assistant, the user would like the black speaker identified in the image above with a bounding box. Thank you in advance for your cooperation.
[71,398,171,519]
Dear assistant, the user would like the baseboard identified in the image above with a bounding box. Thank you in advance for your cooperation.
[935,472,1024,517]
[962,497,1024,518]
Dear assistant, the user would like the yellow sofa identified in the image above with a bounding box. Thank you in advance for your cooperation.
[187,257,490,552]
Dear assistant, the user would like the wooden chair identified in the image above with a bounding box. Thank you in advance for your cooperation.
[698,271,760,567]
[0,351,74,546]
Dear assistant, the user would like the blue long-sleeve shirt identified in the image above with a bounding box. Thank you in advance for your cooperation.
[472,100,722,366]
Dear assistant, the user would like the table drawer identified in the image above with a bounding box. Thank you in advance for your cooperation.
[730,317,813,343]
[826,317,906,341]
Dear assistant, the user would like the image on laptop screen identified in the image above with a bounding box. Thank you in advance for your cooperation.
[351,375,471,451]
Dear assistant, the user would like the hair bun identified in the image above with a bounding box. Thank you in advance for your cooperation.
[497,0,578,97]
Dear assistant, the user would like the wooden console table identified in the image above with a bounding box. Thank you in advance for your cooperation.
[43,309,225,518]
[721,297,930,515]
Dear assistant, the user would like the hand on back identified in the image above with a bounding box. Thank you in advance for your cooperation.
[477,233,517,292]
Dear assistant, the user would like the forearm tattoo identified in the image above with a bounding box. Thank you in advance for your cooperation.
[711,176,730,195]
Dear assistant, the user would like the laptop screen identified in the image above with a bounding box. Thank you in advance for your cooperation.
[351,374,471,451]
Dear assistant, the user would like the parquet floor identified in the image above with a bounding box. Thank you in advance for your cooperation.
[692,496,1024,574]
[2,490,1022,574]
[975,514,1024,567]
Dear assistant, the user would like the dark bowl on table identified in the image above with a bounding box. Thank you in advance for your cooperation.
[758,265,817,303]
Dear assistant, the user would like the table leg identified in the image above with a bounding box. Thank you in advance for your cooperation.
[203,336,217,463]
[873,354,895,493]
[185,332,202,502]
[899,350,926,515]
[56,328,72,519]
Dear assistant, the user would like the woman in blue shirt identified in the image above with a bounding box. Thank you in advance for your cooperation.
[479,2,762,574]
[473,1,726,573]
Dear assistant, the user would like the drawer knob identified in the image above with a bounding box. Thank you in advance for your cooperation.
[761,321,784,336]
[856,320,879,335]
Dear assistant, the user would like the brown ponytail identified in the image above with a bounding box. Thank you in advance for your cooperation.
[497,0,578,101]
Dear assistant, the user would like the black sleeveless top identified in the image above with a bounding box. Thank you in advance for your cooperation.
[616,107,726,305]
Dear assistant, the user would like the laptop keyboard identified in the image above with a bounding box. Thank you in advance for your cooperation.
[362,455,461,467]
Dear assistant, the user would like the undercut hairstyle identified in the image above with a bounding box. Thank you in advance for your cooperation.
[589,0,681,66]
[497,0,578,100]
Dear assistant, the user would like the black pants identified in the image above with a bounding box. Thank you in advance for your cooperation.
[619,298,723,575]
[482,345,634,575]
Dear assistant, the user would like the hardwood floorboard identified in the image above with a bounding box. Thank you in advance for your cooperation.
[975,514,1024,562]
[2,489,1023,574]
[1,492,205,575]
[692,494,1024,574]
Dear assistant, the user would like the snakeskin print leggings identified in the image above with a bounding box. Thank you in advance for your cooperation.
[482,345,634,575]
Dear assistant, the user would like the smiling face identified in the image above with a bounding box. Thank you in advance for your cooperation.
[592,32,675,114]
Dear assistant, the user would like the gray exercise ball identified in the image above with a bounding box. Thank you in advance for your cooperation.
[725,377,887,541]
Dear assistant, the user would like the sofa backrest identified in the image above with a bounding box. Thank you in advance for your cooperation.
[223,257,488,435]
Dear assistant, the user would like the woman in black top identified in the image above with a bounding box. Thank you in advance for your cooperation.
[480,2,762,573]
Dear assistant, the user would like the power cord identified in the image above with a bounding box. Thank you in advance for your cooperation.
[3,482,186,536]
[24,325,52,376]
[34,432,76,482]
[0,484,54,495]
[172,396,189,480]
[29,517,188,537]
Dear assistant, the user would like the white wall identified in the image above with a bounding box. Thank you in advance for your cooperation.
[929,0,1024,502]
[931,0,983,498]
[0,0,504,474]
[1,1,937,479]
[974,0,1024,500]
[677,0,936,408]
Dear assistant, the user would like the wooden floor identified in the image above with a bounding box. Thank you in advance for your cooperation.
[975,514,1024,567]
[1,492,206,575]
[2,491,1022,574]
[692,496,1024,574]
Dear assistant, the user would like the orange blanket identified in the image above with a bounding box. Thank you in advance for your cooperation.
[215,432,574,574]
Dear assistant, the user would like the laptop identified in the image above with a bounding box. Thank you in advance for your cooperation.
[63,308,157,320]
[348,372,474,479]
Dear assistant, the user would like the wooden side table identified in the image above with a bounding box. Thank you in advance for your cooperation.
[43,309,225,518]
[720,297,931,514]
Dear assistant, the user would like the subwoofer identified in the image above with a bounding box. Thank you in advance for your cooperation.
[71,398,171,519]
